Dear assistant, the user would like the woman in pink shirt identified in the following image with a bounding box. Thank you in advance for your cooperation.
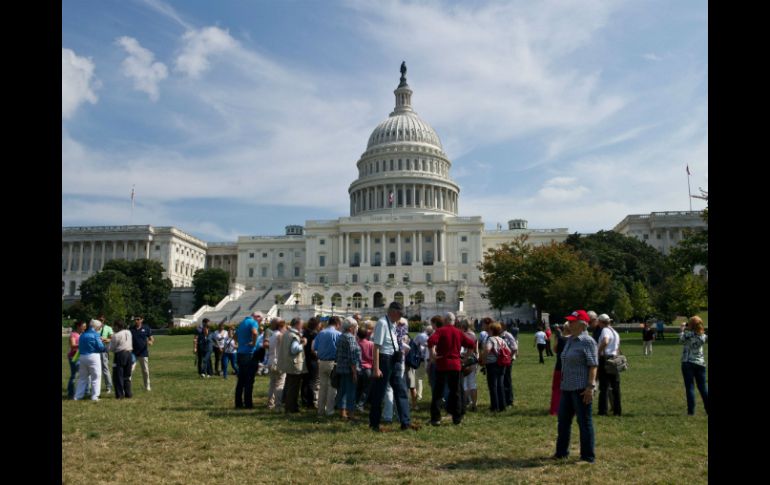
[356,326,374,411]
[67,320,87,399]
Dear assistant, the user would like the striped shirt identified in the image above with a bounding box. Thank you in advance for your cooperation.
[560,332,599,391]
[680,330,707,366]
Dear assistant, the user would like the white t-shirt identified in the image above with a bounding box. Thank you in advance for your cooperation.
[535,331,547,345]
[599,327,620,356]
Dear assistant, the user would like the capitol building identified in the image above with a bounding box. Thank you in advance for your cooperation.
[62,65,574,324]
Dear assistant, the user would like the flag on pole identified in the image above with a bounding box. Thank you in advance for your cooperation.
[131,185,135,209]
[686,164,691,176]
[388,191,394,206]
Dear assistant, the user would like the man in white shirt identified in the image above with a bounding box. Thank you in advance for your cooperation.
[596,313,622,416]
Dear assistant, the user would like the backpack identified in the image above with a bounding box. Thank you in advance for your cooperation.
[494,337,512,367]
[406,338,422,369]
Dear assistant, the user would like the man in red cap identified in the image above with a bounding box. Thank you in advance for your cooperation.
[554,309,598,464]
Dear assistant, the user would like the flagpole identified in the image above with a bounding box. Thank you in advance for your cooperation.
[686,165,692,211]
[131,185,135,224]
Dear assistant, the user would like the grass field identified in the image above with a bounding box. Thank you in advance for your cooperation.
[62,331,707,484]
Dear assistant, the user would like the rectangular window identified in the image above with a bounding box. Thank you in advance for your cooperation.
[462,253,468,264]
[354,238,360,244]
[462,273,468,281]
[374,238,380,244]
[262,253,267,258]
[405,237,411,243]
[248,268,254,278]
[155,245,160,250]
[320,239,325,245]
[249,252,255,259]
[425,236,432,243]
[319,275,326,284]
[352,274,358,283]
[425,273,432,282]
[643,234,649,240]
[656,233,661,240]
[403,274,410,282]
[319,255,326,267]
[390,160,394,170]
[294,266,300,277]
[261,267,267,277]
[279,252,284,257]
[389,238,396,244]
[295,252,301,258]
[461,236,467,242]
[373,273,379,282]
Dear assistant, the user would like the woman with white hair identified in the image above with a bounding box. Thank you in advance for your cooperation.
[335,317,361,420]
[73,319,107,401]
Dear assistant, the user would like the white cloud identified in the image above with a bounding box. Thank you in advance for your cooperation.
[62,48,100,119]
[175,26,239,78]
[116,36,168,101]
[643,53,662,61]
[137,0,193,30]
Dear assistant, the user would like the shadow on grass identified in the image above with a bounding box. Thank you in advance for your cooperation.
[439,456,551,470]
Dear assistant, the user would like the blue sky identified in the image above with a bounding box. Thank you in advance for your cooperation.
[62,0,708,242]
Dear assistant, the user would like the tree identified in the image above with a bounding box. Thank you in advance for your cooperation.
[565,230,671,292]
[480,238,611,321]
[79,259,173,328]
[611,284,633,323]
[655,273,707,322]
[630,281,653,321]
[193,268,230,308]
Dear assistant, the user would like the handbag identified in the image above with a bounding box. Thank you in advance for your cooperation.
[604,351,628,375]
[388,320,402,364]
[330,364,341,389]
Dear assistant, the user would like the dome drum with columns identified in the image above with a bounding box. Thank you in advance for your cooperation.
[349,69,459,217]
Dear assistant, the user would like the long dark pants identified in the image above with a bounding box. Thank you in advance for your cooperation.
[431,370,464,424]
[113,350,133,399]
[301,359,319,408]
[598,357,622,416]
[284,373,302,412]
[503,364,514,405]
[235,353,258,408]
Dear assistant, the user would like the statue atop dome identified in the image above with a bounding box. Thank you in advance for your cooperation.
[399,61,407,87]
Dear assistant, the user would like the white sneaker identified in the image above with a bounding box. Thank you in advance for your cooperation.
[201,374,206,378]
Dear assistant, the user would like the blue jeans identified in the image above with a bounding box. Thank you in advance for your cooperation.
[222,352,238,378]
[555,389,595,462]
[67,358,78,399]
[338,372,357,411]
[681,362,708,415]
[235,353,258,408]
[369,357,410,429]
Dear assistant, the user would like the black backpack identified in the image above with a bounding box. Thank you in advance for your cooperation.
[406,338,422,369]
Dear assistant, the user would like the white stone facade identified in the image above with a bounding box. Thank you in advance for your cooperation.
[61,225,207,296]
[613,211,706,256]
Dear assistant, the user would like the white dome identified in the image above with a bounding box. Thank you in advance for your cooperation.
[366,111,443,150]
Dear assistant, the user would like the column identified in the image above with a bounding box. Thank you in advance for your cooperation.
[100,241,106,270]
[412,231,417,263]
[67,242,74,272]
[145,241,150,258]
[339,232,344,264]
[412,185,417,207]
[135,240,140,260]
[123,241,128,260]
[441,230,446,263]
[366,232,371,263]
[78,242,84,273]
[434,231,438,263]
[113,240,118,260]
[382,231,386,265]
[89,242,95,273]
[396,232,401,265]
[345,232,350,266]
[382,186,386,209]
[416,231,421,262]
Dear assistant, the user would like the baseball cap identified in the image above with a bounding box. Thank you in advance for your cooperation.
[565,310,590,322]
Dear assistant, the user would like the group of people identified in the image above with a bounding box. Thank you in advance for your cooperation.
[193,319,239,378]
[227,302,524,432]
[66,315,154,401]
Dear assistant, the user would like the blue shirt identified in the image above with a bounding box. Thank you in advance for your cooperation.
[78,328,106,356]
[372,317,398,356]
[312,326,341,360]
[236,317,259,354]
[560,331,599,391]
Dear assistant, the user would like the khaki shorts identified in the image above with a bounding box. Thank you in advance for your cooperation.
[406,368,417,389]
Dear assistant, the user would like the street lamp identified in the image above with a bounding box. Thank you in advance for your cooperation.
[331,302,335,316]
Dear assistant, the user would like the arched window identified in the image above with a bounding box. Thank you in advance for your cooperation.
[353,292,363,309]
[394,292,404,305]
[312,293,324,305]
[436,291,446,303]
[414,291,424,304]
[373,292,384,308]
[332,293,342,307]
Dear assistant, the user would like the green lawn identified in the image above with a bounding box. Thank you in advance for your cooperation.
[62,332,707,484]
